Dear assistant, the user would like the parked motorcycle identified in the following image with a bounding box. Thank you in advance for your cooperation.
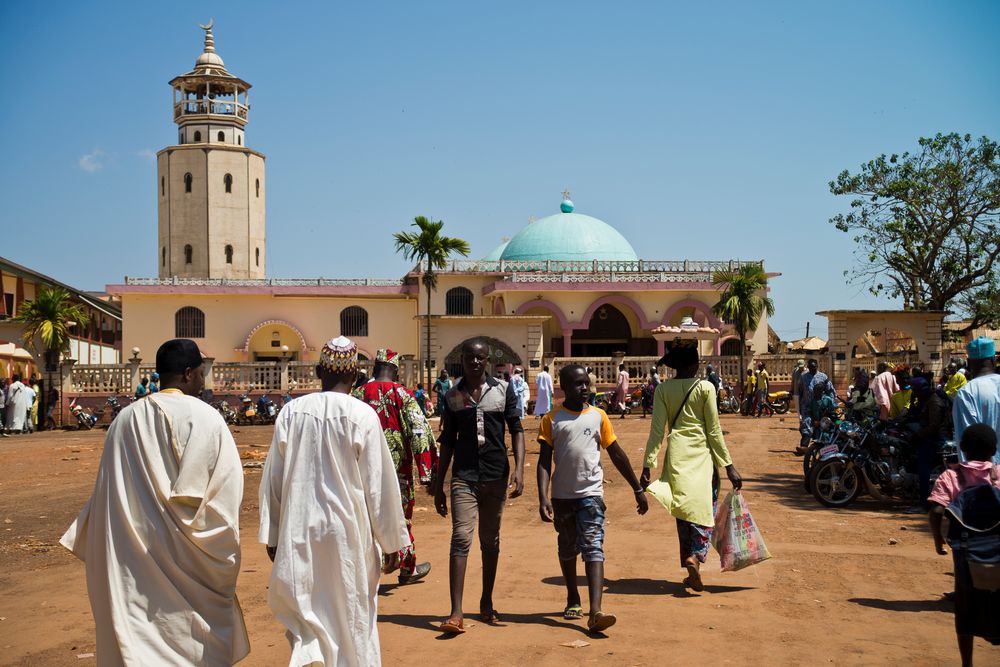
[256,394,278,424]
[238,393,258,425]
[810,421,956,508]
[718,382,740,414]
[765,391,792,414]
[596,390,640,416]
[801,417,862,493]
[106,395,129,422]
[69,399,98,430]
[212,399,238,425]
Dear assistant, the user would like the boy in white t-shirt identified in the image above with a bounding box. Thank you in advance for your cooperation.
[537,364,648,633]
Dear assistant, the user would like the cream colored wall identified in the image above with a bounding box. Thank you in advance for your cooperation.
[157,145,265,280]
[121,293,417,362]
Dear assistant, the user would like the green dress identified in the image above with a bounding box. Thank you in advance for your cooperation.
[644,378,733,527]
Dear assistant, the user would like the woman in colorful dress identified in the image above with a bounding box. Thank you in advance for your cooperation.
[641,344,743,591]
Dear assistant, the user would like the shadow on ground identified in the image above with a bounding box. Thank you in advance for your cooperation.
[377,611,607,638]
[849,597,951,613]
[540,576,754,597]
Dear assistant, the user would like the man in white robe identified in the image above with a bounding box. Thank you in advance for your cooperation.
[61,339,249,666]
[5,374,27,432]
[259,336,409,667]
[534,365,554,417]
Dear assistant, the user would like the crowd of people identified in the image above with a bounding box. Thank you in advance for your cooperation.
[0,373,41,436]
[59,335,750,665]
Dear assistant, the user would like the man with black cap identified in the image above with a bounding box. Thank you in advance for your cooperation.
[60,339,249,665]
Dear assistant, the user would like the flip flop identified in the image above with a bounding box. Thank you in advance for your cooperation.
[684,562,705,592]
[563,604,584,620]
[439,618,466,634]
[480,609,502,624]
[588,611,617,633]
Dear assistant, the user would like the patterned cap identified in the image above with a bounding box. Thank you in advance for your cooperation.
[375,348,400,367]
[319,336,358,373]
[967,336,996,361]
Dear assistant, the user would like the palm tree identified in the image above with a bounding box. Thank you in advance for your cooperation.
[393,216,471,390]
[12,285,89,428]
[711,263,775,395]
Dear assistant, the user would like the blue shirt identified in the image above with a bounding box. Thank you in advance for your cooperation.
[953,373,1000,464]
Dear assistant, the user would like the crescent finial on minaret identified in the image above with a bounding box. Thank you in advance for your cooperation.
[199,18,214,31]
[198,19,216,53]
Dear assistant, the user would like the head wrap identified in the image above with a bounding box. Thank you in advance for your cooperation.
[156,339,203,375]
[967,336,996,361]
[319,336,358,373]
[375,348,400,367]
[659,344,699,370]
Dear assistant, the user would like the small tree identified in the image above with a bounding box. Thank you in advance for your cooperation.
[711,264,775,394]
[393,216,470,391]
[12,286,89,427]
[829,133,1000,332]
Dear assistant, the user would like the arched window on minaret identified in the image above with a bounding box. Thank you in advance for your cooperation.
[194,130,202,142]
[218,130,225,142]
[184,244,193,264]
[224,174,233,193]
[255,248,260,266]
[225,244,234,264]
[184,173,192,193]
[238,136,242,145]
[162,247,166,267]
[161,177,165,196]
[255,179,260,198]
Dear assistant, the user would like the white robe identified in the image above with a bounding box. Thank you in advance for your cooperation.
[60,392,249,667]
[534,371,553,416]
[259,391,409,667]
[5,380,27,431]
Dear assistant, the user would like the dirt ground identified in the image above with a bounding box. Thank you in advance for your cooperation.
[1,414,997,667]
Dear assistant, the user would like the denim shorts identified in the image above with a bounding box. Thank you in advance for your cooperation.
[552,496,606,563]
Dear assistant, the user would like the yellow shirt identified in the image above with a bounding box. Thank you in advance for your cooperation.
[888,389,912,419]
[944,372,967,398]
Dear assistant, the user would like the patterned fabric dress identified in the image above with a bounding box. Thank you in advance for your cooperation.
[353,381,436,574]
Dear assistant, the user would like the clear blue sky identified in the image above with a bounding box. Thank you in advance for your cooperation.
[2,0,998,339]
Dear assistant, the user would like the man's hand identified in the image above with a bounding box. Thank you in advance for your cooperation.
[434,484,448,518]
[726,464,743,490]
[266,545,276,562]
[635,489,649,515]
[509,471,524,498]
[539,498,554,523]
[382,552,401,574]
[640,467,651,490]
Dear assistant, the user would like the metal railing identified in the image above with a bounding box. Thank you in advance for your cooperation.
[173,100,249,120]
[124,277,405,287]
[445,259,761,274]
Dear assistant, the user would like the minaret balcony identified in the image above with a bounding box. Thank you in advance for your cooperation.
[174,99,249,123]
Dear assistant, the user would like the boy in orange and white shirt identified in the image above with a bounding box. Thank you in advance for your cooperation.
[537,364,648,634]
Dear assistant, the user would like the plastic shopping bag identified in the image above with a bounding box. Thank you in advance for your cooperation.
[711,490,772,572]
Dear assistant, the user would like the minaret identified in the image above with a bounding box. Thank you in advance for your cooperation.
[157,21,266,279]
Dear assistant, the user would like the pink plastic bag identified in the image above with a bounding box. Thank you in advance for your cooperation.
[711,490,772,572]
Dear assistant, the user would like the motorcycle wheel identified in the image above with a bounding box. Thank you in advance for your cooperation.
[811,459,862,508]
[774,399,790,415]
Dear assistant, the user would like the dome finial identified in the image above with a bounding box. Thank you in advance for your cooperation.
[560,189,574,213]
[199,19,216,53]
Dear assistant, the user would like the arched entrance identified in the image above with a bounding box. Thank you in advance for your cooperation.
[242,320,310,361]
[444,337,522,380]
[573,304,634,357]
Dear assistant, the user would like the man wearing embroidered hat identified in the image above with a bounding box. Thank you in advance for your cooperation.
[60,339,249,665]
[353,347,436,584]
[260,336,409,666]
[953,336,1000,464]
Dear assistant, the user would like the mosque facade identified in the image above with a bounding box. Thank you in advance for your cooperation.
[112,25,773,383]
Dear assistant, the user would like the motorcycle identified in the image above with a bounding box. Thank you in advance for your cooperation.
[212,399,238,425]
[596,390,640,416]
[810,421,956,508]
[238,393,257,425]
[801,417,862,493]
[69,399,98,430]
[107,395,129,421]
[256,394,278,424]
[765,391,792,414]
[718,382,740,414]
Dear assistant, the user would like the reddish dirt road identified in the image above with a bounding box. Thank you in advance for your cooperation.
[1,414,997,666]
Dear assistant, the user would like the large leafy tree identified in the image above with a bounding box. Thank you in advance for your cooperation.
[829,133,1000,332]
[12,286,89,369]
[711,264,775,392]
[393,216,470,390]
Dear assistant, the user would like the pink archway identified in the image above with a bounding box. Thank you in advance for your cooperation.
[661,299,722,329]
[514,299,571,329]
[240,319,312,353]
[575,294,656,331]
[716,333,741,356]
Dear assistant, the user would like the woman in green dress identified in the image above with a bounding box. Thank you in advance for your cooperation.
[641,345,743,591]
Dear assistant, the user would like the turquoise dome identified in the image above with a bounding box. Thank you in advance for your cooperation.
[482,239,510,261]
[500,201,638,262]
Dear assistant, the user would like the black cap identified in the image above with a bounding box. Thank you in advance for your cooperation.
[156,339,204,375]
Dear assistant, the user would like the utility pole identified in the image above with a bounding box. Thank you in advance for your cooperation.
[806,321,810,338]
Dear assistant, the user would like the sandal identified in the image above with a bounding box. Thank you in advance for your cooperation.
[439,618,466,634]
[563,604,584,620]
[479,608,502,624]
[684,559,705,592]
[588,611,617,633]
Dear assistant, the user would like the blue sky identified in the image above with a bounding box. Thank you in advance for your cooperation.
[1,0,998,338]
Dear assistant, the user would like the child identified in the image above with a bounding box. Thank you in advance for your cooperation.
[537,364,648,633]
[928,423,1000,666]
[413,383,428,416]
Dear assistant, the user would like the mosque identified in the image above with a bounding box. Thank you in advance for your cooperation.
[113,24,773,384]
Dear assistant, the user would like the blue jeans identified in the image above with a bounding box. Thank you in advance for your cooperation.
[552,496,606,563]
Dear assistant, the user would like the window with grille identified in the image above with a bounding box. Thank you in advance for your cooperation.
[224,173,233,193]
[175,307,205,338]
[445,287,474,315]
[340,306,368,337]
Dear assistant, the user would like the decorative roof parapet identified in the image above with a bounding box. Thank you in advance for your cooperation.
[440,259,763,274]
[124,277,406,287]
